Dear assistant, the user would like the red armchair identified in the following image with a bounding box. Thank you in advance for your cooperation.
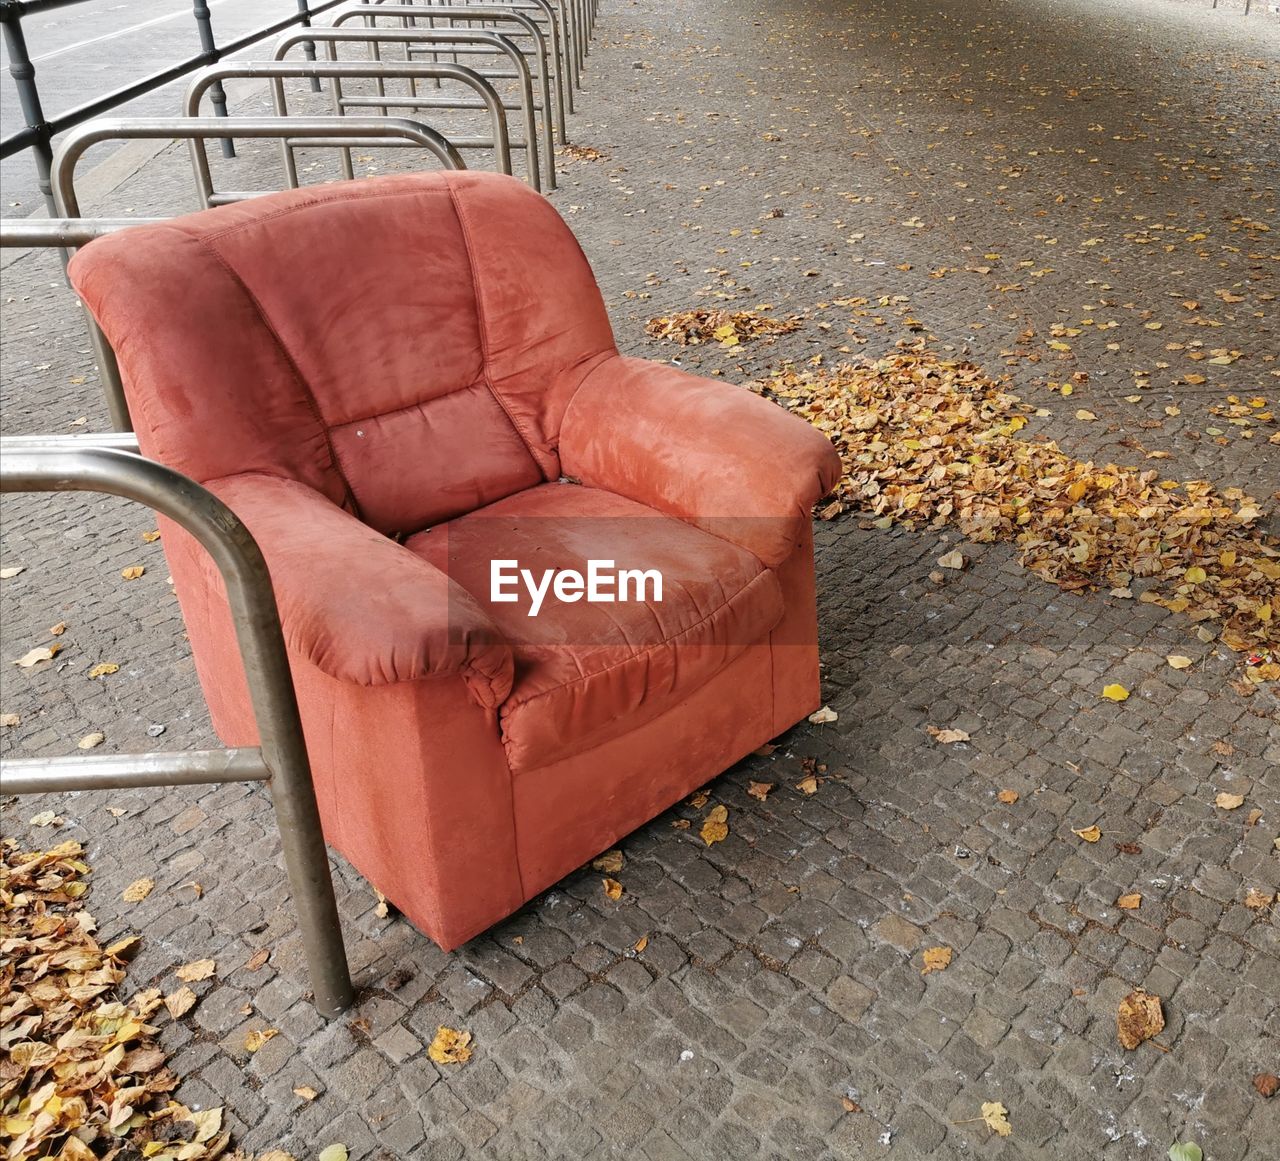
[69,172,840,950]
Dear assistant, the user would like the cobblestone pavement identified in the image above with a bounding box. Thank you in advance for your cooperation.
[3,0,1279,1158]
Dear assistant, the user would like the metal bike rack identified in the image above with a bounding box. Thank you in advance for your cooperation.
[184,60,525,189]
[0,434,354,1018]
[329,5,565,146]
[276,27,551,189]
[354,0,575,113]
[52,116,466,215]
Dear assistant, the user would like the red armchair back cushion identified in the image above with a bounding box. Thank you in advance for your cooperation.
[68,173,616,533]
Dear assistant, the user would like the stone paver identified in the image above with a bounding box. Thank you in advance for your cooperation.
[2,0,1278,1158]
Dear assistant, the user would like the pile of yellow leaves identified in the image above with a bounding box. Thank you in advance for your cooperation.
[645,309,801,348]
[765,351,1279,664]
[0,838,230,1160]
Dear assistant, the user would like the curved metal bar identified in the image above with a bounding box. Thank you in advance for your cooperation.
[0,442,353,1018]
[358,0,574,114]
[52,116,466,217]
[331,4,564,152]
[276,28,546,189]
[183,59,517,187]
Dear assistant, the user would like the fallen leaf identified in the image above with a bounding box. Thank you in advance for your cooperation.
[1117,989,1164,1050]
[1100,684,1130,702]
[1075,409,1098,421]
[633,936,648,954]
[701,804,729,845]
[87,662,119,678]
[164,986,198,1018]
[592,849,624,874]
[120,566,145,580]
[602,877,624,900]
[1165,655,1193,670]
[981,1101,1013,1137]
[1215,792,1245,810]
[29,809,62,827]
[1253,1073,1278,1098]
[1117,893,1142,910]
[175,958,216,982]
[752,743,778,757]
[293,1085,319,1101]
[747,781,774,801]
[1168,1144,1203,1161]
[997,789,1019,804]
[841,1097,862,1113]
[808,705,838,724]
[49,621,66,636]
[0,565,25,578]
[795,774,819,796]
[921,946,953,975]
[245,948,270,971]
[1072,825,1102,843]
[688,791,710,809]
[122,877,155,903]
[141,529,162,543]
[318,1146,349,1161]
[244,1028,278,1052]
[927,726,970,744]
[14,644,60,667]
[374,889,389,919]
[428,1026,473,1065]
[1245,808,1263,827]
[259,1153,300,1161]
[937,549,965,570]
[0,712,19,727]
[78,731,105,750]
[1243,888,1274,910]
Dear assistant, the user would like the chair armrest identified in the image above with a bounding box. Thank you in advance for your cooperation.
[204,473,513,707]
[558,356,842,566]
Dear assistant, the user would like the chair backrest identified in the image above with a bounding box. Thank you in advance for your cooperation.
[68,171,617,536]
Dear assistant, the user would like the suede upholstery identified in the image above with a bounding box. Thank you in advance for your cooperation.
[68,172,841,950]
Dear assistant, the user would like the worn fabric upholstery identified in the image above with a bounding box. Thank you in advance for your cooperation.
[69,171,841,950]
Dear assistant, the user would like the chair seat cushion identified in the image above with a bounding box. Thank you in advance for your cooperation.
[406,483,785,770]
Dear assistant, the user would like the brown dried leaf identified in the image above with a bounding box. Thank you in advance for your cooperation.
[1243,888,1274,910]
[120,566,145,580]
[602,877,624,900]
[747,781,775,801]
[1253,1073,1279,1098]
[245,948,270,971]
[14,643,60,667]
[1215,792,1245,810]
[122,877,155,903]
[592,849,624,874]
[1072,825,1102,843]
[921,946,953,975]
[164,986,198,1018]
[701,804,729,845]
[795,774,820,796]
[927,726,971,744]
[293,1085,319,1101]
[1117,989,1164,1050]
[245,1028,279,1052]
[1117,893,1142,910]
[997,789,1019,804]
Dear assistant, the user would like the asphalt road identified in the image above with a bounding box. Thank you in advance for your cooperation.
[0,0,308,212]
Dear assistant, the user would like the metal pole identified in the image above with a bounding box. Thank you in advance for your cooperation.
[191,0,235,157]
[1,13,57,214]
[0,443,354,1018]
[296,0,322,90]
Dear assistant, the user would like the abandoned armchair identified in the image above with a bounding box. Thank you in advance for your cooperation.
[68,171,841,950]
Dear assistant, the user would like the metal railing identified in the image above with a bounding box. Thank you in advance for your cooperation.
[0,0,354,213]
[184,59,524,188]
[276,25,552,188]
[0,432,354,1018]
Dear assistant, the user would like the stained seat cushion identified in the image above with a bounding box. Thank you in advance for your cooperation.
[407,483,785,770]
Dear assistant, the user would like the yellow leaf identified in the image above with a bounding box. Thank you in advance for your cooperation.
[795,775,819,796]
[1215,792,1245,810]
[176,958,216,982]
[1100,684,1129,702]
[122,877,155,903]
[120,566,145,580]
[927,726,971,744]
[88,662,120,678]
[1117,893,1142,910]
[602,877,623,900]
[997,789,1019,804]
[633,936,649,954]
[141,529,162,543]
[1165,655,1193,670]
[293,1086,318,1102]
[921,946,952,975]
[428,1026,473,1065]
[980,1101,1013,1137]
[700,804,729,845]
[244,1028,278,1052]
[937,549,965,570]
[1075,409,1098,421]
[318,1147,349,1161]
[164,986,198,1019]
[1072,826,1102,843]
[1184,566,1207,584]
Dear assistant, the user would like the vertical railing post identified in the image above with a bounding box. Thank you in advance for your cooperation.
[191,0,235,156]
[1,12,58,215]
[297,0,323,91]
